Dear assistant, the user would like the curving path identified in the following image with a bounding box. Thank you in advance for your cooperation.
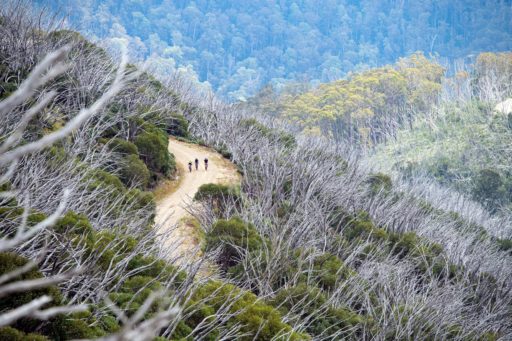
[155,138,239,260]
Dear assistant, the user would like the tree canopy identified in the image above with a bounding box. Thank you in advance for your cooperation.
[39,0,512,100]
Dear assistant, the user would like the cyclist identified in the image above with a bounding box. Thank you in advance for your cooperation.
[188,161,192,173]
[204,157,209,171]
[194,158,199,171]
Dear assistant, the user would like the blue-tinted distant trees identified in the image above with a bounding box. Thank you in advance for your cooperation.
[42,0,512,100]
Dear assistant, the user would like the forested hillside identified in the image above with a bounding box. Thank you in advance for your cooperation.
[1,2,512,340]
[246,48,512,216]
[38,0,512,100]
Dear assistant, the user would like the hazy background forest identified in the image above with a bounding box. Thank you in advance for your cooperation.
[39,0,512,100]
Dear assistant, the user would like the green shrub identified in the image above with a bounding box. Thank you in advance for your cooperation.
[240,118,296,149]
[119,154,151,188]
[54,211,92,235]
[51,311,106,339]
[171,321,194,340]
[497,238,512,254]
[343,212,388,242]
[270,283,363,338]
[206,217,264,269]
[312,253,353,291]
[0,326,49,341]
[0,81,17,100]
[99,315,120,333]
[472,168,506,211]
[0,253,63,334]
[87,168,125,192]
[0,326,24,341]
[110,276,162,316]
[367,173,392,194]
[127,255,186,284]
[187,281,304,340]
[165,114,189,138]
[389,232,420,258]
[135,127,176,178]
[194,183,240,202]
[125,189,155,213]
[92,231,138,271]
[104,138,139,155]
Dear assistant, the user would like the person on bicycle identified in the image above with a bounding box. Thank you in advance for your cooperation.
[188,161,192,173]
[194,158,199,171]
[204,157,209,171]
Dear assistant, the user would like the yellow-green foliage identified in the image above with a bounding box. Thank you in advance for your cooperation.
[194,183,241,214]
[311,253,354,291]
[338,211,458,279]
[282,53,443,143]
[109,276,163,316]
[396,52,445,112]
[0,252,63,313]
[119,154,151,189]
[194,183,240,202]
[182,280,306,341]
[0,252,110,339]
[0,326,49,341]
[206,217,264,269]
[474,52,512,89]
[103,137,139,155]
[270,283,364,338]
[366,173,393,194]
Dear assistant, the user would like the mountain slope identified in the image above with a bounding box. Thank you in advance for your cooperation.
[1,2,511,340]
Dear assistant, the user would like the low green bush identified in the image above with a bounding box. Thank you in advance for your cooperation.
[472,168,506,212]
[0,251,110,339]
[125,188,155,213]
[343,212,388,242]
[0,252,63,312]
[206,217,264,269]
[119,154,151,188]
[0,326,49,341]
[183,280,305,340]
[194,183,240,202]
[497,238,512,254]
[102,138,138,155]
[311,253,354,291]
[126,255,186,284]
[270,283,364,338]
[366,173,393,194]
[165,114,189,138]
[135,127,176,178]
[87,168,125,192]
[50,311,106,340]
[54,211,92,235]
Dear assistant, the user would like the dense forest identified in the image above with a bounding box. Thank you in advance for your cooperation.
[1,1,512,340]
[37,0,512,100]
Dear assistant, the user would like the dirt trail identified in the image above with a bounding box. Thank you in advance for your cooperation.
[155,138,239,260]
